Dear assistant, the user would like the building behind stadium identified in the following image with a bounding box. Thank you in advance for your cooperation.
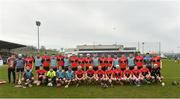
[64,44,138,56]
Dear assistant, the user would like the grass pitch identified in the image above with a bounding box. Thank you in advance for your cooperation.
[0,59,180,98]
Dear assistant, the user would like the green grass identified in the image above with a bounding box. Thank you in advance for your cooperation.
[0,59,180,98]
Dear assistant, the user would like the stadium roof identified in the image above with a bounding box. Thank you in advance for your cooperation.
[0,40,26,49]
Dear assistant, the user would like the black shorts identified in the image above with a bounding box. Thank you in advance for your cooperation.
[102,67,107,71]
[44,67,49,71]
[52,67,57,71]
[129,66,134,70]
[93,67,98,71]
[121,68,126,71]
[138,66,142,70]
[64,66,69,71]
[35,66,40,70]
[16,68,24,72]
[72,67,77,71]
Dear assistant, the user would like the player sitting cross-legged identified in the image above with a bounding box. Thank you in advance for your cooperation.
[56,66,66,87]
[64,67,75,88]
[104,66,114,87]
[22,66,34,88]
[36,66,47,86]
[85,66,96,85]
[95,66,106,88]
[46,67,56,87]
[132,66,142,86]
[112,65,124,85]
[140,65,151,84]
[151,64,163,83]
[123,67,133,85]
[75,66,85,87]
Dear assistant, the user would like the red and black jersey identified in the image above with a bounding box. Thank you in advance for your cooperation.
[99,57,107,67]
[113,69,122,78]
[132,69,141,77]
[105,70,113,78]
[42,55,51,67]
[135,55,144,67]
[152,56,161,68]
[86,70,95,77]
[96,70,105,78]
[70,56,78,68]
[84,57,93,68]
[57,55,64,67]
[37,69,46,76]
[140,68,150,76]
[75,70,84,78]
[119,57,128,69]
[124,70,132,77]
[106,57,113,67]
[78,57,85,67]
[25,57,34,69]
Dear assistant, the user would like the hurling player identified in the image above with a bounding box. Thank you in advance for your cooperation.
[123,67,133,85]
[95,66,106,87]
[86,66,96,84]
[132,66,142,86]
[105,67,114,87]
[75,66,85,87]
[22,66,34,88]
[140,65,151,84]
[36,66,46,86]
[56,66,66,87]
[112,65,123,85]
[65,67,75,88]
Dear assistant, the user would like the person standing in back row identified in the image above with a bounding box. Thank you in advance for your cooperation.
[7,54,16,83]
[127,54,135,70]
[15,54,25,84]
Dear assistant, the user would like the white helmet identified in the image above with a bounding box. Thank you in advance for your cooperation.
[18,54,22,58]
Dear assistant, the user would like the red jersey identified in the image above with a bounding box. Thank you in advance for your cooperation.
[105,70,113,78]
[57,55,64,67]
[75,70,84,78]
[37,69,46,76]
[42,55,50,67]
[86,70,95,77]
[96,70,105,78]
[78,57,85,68]
[70,56,78,68]
[152,56,161,67]
[113,69,122,78]
[106,57,113,67]
[99,57,107,67]
[135,55,144,67]
[140,68,149,76]
[132,69,141,77]
[84,57,93,68]
[25,57,34,69]
[124,70,132,77]
[119,57,128,69]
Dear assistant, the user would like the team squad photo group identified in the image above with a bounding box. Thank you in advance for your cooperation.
[7,52,163,88]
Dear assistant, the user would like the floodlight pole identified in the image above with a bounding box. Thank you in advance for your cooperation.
[36,21,41,53]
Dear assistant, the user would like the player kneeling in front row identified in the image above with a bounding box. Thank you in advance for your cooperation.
[95,66,106,88]
[36,66,47,86]
[123,67,133,85]
[151,64,163,83]
[86,66,96,85]
[46,67,56,87]
[112,65,124,85]
[64,67,75,88]
[132,66,142,86]
[75,66,85,87]
[140,65,151,84]
[104,67,114,87]
[22,66,34,88]
[56,66,66,87]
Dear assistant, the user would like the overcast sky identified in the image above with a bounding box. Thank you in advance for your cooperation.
[0,0,179,52]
